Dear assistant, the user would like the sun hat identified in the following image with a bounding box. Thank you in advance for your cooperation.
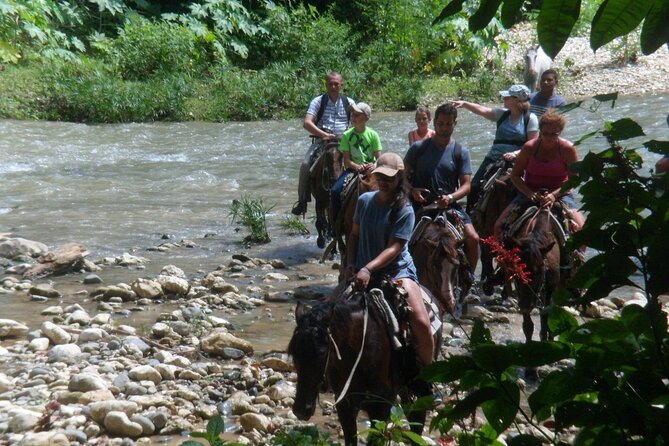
[499,84,531,102]
[349,102,372,118]
[372,152,404,177]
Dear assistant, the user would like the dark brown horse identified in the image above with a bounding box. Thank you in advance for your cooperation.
[323,173,377,268]
[289,282,439,445]
[471,160,516,295]
[409,210,471,314]
[310,140,343,249]
[506,206,560,342]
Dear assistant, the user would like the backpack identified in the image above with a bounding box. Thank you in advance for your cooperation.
[493,109,531,146]
[315,93,351,127]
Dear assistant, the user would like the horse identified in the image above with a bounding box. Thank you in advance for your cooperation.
[470,160,516,295]
[409,209,471,314]
[323,173,377,268]
[289,280,440,445]
[309,140,343,249]
[505,205,562,343]
[524,45,552,92]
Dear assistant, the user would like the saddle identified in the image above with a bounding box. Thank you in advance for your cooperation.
[471,160,512,225]
[339,278,442,351]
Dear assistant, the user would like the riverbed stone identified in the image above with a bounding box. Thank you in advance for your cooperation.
[0,237,48,259]
[29,283,61,298]
[47,344,81,363]
[28,337,49,352]
[104,411,143,437]
[41,305,64,315]
[79,328,107,343]
[130,278,163,300]
[161,265,186,278]
[8,408,41,432]
[66,309,91,326]
[102,286,137,302]
[201,330,253,355]
[89,400,139,424]
[261,357,293,373]
[17,432,70,446]
[267,381,296,401]
[123,336,150,355]
[69,373,108,392]
[239,413,271,432]
[128,365,162,385]
[0,319,29,338]
[41,321,72,345]
[263,272,289,282]
[156,274,190,295]
[91,313,111,325]
[79,389,115,404]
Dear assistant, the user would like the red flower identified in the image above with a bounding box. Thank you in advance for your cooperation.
[481,236,532,284]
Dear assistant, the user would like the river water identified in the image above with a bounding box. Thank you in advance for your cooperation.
[1,94,667,340]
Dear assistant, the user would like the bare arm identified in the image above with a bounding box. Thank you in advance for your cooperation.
[510,143,534,199]
[353,237,407,290]
[436,174,472,208]
[303,114,335,140]
[453,100,497,121]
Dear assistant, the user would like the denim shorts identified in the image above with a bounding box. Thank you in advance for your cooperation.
[511,191,578,209]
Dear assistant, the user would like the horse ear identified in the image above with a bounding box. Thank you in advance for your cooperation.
[541,241,556,255]
[295,302,310,322]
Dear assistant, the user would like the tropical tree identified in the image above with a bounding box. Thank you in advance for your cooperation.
[434,0,669,58]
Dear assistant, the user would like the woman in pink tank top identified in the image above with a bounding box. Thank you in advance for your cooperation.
[408,106,436,145]
[494,110,585,239]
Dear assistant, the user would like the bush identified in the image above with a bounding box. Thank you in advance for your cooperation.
[42,58,192,123]
[110,15,204,80]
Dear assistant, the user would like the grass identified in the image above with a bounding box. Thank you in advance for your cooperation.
[229,197,274,244]
[280,216,310,235]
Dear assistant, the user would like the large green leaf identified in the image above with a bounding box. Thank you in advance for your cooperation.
[472,344,514,375]
[500,0,525,28]
[640,0,669,54]
[644,139,669,155]
[469,0,502,32]
[481,380,520,433]
[508,340,572,367]
[528,370,590,420]
[537,0,580,58]
[590,0,652,52]
[448,387,499,418]
[419,356,478,382]
[433,0,465,25]
[604,117,646,141]
[509,435,543,446]
[207,415,226,437]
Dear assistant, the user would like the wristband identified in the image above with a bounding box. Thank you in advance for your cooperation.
[360,266,371,275]
[447,194,454,202]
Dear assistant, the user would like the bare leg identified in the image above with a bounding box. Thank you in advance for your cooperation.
[463,223,480,270]
[402,279,434,365]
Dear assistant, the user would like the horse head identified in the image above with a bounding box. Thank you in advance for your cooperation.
[411,217,462,313]
[323,141,343,185]
[288,301,333,420]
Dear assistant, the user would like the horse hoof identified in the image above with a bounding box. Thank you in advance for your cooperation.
[317,235,325,249]
[482,281,495,296]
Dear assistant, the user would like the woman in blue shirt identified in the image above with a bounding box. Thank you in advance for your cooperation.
[345,152,434,365]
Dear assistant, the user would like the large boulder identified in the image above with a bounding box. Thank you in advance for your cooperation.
[0,237,48,259]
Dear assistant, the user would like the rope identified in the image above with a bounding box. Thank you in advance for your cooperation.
[333,300,368,405]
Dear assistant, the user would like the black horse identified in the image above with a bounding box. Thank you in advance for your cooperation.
[288,282,440,445]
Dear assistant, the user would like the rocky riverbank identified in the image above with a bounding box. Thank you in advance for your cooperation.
[1,234,666,445]
[503,23,669,99]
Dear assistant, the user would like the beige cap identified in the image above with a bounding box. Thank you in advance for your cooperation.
[349,102,372,118]
[372,152,404,177]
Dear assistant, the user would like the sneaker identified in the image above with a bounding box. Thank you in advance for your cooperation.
[291,201,307,216]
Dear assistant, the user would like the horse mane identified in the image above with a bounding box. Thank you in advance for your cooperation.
[423,220,460,260]
[288,302,333,360]
[516,211,557,270]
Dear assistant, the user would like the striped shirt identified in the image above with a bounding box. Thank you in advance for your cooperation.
[306,94,354,136]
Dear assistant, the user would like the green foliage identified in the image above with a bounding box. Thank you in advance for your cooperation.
[41,58,192,122]
[0,63,46,119]
[271,425,340,445]
[421,116,669,445]
[109,15,204,80]
[436,0,669,58]
[181,415,244,446]
[362,405,428,445]
[229,197,273,244]
[280,216,310,236]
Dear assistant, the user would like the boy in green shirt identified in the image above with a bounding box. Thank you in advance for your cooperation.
[331,102,382,221]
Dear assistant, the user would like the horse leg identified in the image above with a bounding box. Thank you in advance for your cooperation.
[539,311,549,341]
[480,244,496,296]
[315,201,326,249]
[363,401,392,446]
[522,310,534,343]
[336,401,359,446]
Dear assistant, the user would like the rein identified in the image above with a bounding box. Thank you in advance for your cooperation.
[332,296,369,405]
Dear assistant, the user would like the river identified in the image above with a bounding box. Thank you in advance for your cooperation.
[1,94,667,337]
